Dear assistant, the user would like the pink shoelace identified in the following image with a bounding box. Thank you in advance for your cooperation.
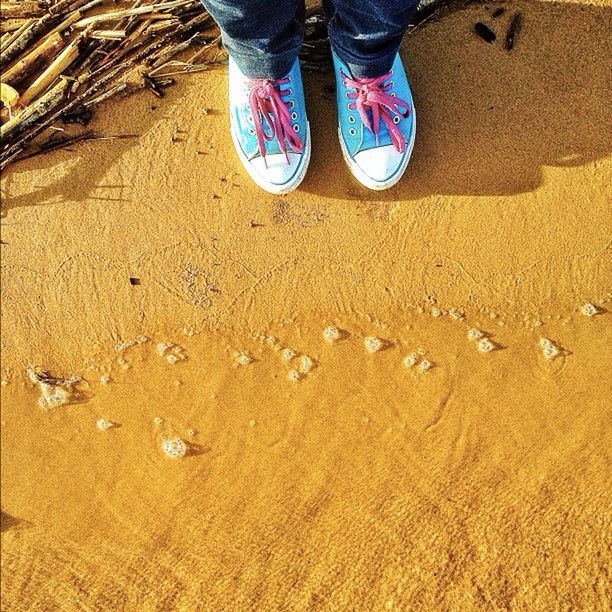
[341,70,411,153]
[246,77,304,167]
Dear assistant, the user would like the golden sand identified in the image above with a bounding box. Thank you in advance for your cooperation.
[1,1,611,608]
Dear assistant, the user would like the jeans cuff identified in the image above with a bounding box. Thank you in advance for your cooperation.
[331,42,398,79]
[225,42,299,80]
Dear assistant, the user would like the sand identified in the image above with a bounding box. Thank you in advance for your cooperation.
[1,0,611,609]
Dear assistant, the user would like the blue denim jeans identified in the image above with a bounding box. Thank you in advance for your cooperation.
[201,0,421,79]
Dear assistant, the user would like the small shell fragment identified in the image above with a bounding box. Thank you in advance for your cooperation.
[236,353,252,365]
[288,369,300,382]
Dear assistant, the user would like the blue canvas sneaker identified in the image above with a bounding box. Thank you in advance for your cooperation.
[228,56,311,194]
[332,51,416,190]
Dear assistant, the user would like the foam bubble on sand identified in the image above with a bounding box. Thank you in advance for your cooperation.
[431,307,442,317]
[298,355,314,374]
[288,369,300,382]
[96,417,116,431]
[181,326,200,337]
[27,368,79,409]
[477,338,496,353]
[323,326,341,343]
[235,353,252,366]
[539,337,560,361]
[38,383,70,409]
[467,328,484,341]
[161,437,187,459]
[418,359,433,372]
[403,353,420,368]
[449,309,464,320]
[364,336,383,353]
[581,303,599,317]
[157,342,186,363]
[99,375,111,384]
[114,339,136,351]
[153,417,163,425]
[281,348,296,362]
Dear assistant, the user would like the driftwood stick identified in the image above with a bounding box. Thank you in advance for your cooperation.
[0,2,47,19]
[18,38,81,108]
[1,19,35,49]
[149,62,210,77]
[48,0,87,15]
[1,51,144,166]
[143,19,179,35]
[1,19,34,39]
[2,32,65,86]
[186,33,220,64]
[74,0,194,27]
[148,32,200,68]
[77,0,106,13]
[0,14,62,67]
[44,11,83,39]
[91,29,127,40]
[83,82,129,107]
[1,78,69,142]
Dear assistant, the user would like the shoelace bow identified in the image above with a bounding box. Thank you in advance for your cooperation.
[341,70,411,153]
[246,77,304,167]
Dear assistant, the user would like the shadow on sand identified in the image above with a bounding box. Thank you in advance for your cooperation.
[1,0,609,211]
[302,0,611,199]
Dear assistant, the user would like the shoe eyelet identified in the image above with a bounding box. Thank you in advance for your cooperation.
[291,111,298,120]
[348,115,355,123]
[293,124,300,132]
[286,88,292,95]
[348,127,356,136]
[391,92,396,97]
[389,80,394,87]
[248,127,255,134]
[390,69,394,74]
[345,92,351,99]
[392,116,400,124]
[288,100,294,108]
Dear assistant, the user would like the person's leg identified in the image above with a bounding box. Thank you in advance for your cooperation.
[325,0,420,190]
[201,0,310,194]
[323,0,420,78]
[201,0,304,79]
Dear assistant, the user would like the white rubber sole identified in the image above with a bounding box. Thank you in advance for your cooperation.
[230,121,311,195]
[338,109,417,191]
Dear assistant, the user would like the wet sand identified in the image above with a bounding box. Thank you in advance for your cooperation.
[1,0,611,608]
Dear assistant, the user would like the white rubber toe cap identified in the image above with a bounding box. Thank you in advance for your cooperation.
[249,153,302,187]
[230,122,311,195]
[353,145,404,183]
